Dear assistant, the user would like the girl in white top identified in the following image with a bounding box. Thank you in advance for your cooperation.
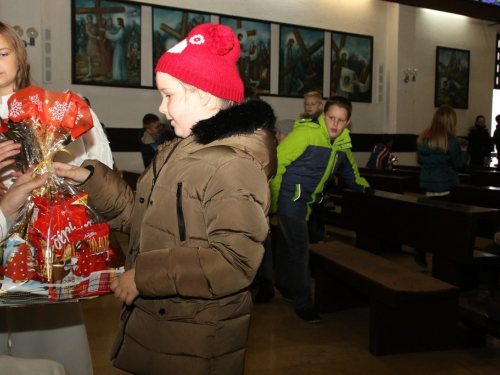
[0,21,113,375]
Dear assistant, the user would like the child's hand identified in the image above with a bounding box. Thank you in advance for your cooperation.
[0,140,21,170]
[111,268,139,305]
[52,162,90,184]
[0,167,48,221]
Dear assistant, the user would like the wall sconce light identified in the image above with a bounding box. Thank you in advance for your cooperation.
[13,25,39,47]
[404,68,418,83]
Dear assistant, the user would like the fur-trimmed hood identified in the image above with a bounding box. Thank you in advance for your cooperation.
[192,99,276,145]
[158,99,276,145]
[158,99,277,180]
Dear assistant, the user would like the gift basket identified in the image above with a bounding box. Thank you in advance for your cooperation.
[0,86,125,303]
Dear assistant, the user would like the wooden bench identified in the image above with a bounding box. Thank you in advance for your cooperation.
[464,169,500,187]
[450,184,500,209]
[450,184,500,238]
[341,189,500,289]
[360,173,417,195]
[310,241,459,356]
[390,164,476,185]
[359,167,421,194]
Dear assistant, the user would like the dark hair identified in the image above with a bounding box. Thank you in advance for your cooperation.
[142,113,160,127]
[496,114,500,123]
[243,87,260,101]
[323,96,353,120]
[0,22,31,92]
[476,115,485,123]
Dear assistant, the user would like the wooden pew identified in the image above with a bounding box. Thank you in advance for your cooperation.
[310,241,459,355]
[450,184,500,209]
[464,169,500,187]
[341,189,500,288]
[449,184,500,238]
[358,167,420,194]
[390,165,475,185]
[361,174,417,195]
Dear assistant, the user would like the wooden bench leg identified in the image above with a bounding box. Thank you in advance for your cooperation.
[313,268,368,314]
[369,298,458,355]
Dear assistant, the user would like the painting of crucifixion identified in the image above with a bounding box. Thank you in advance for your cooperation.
[279,25,324,98]
[331,31,373,103]
[220,17,271,95]
[152,7,210,77]
[72,0,141,87]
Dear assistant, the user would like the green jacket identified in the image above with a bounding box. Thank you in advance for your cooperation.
[270,116,369,220]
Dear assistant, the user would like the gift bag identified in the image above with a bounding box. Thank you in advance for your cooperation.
[0,86,125,302]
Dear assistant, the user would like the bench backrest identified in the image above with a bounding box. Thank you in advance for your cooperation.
[450,184,500,209]
[342,189,500,263]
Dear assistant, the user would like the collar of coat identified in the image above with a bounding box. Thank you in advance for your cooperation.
[159,99,276,145]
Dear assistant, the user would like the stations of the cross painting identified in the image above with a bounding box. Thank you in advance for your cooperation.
[159,13,189,42]
[331,34,347,95]
[438,51,467,86]
[234,20,257,86]
[75,0,125,78]
[280,28,323,80]
[236,20,257,39]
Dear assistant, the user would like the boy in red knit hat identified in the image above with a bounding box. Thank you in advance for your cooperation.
[53,24,277,375]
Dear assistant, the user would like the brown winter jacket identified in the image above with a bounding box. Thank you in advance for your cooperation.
[79,100,277,375]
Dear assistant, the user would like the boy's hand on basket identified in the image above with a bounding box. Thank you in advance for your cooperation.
[52,162,91,184]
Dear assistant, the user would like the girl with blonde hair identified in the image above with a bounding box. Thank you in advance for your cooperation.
[416,105,469,199]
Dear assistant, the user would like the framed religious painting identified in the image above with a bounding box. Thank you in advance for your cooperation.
[331,31,373,103]
[72,0,142,88]
[278,25,324,98]
[434,46,470,109]
[152,6,210,81]
[220,17,271,95]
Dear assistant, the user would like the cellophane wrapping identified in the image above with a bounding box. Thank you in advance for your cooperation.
[0,86,125,303]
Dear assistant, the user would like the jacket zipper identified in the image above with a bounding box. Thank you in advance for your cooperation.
[147,140,181,206]
[176,182,186,242]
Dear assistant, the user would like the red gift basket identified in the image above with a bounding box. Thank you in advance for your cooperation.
[0,86,125,303]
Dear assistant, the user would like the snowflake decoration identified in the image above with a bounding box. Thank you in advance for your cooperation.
[29,94,43,113]
[48,101,70,122]
[8,99,24,117]
[75,107,84,124]
[189,34,204,45]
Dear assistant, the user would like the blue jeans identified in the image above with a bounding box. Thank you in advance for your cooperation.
[275,214,313,310]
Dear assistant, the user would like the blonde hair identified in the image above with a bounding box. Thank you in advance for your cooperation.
[416,105,457,153]
[0,22,31,92]
[303,91,322,103]
[176,77,236,110]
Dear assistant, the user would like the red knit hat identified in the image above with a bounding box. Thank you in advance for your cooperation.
[155,24,244,103]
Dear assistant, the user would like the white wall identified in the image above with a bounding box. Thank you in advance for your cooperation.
[0,0,499,170]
